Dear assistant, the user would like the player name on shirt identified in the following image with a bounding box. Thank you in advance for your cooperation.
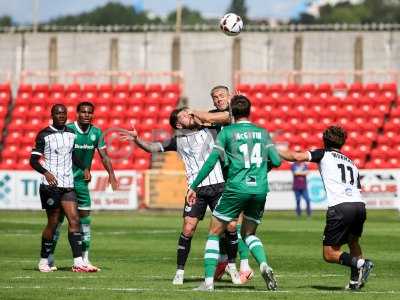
[74,144,95,150]
[234,131,262,140]
[331,151,354,164]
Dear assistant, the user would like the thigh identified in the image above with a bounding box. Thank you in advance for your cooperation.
[213,190,247,223]
[74,181,91,211]
[39,184,62,210]
[323,204,352,246]
[349,202,366,237]
[183,188,208,220]
[199,183,224,212]
[243,193,267,225]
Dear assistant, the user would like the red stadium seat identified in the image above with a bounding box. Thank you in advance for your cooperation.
[49,84,65,99]
[18,83,33,100]
[65,83,81,100]
[82,84,98,100]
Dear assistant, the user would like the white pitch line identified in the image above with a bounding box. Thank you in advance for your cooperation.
[0,286,399,295]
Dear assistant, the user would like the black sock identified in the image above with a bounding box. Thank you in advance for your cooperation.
[219,234,227,257]
[177,233,192,269]
[226,230,238,263]
[40,237,53,258]
[339,252,358,268]
[68,232,82,258]
[350,267,359,281]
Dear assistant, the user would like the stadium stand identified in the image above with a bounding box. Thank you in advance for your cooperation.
[0,80,397,174]
[238,82,398,170]
[0,82,181,175]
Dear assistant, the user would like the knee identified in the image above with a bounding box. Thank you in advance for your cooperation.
[323,249,336,263]
[68,216,80,230]
[182,223,196,237]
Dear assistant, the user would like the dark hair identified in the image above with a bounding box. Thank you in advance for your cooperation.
[77,101,95,112]
[51,104,66,115]
[231,95,251,119]
[210,85,229,96]
[323,126,347,149]
[169,107,188,129]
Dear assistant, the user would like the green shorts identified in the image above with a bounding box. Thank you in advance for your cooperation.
[213,190,267,224]
[74,180,91,210]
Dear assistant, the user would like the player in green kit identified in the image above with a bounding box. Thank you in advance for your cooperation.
[49,102,118,271]
[187,95,281,291]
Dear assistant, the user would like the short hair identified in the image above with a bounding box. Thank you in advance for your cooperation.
[210,85,229,97]
[169,107,188,129]
[51,104,66,115]
[77,101,95,112]
[231,95,251,119]
[323,126,347,149]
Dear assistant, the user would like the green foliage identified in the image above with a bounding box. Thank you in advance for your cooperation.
[166,6,206,25]
[47,2,161,26]
[227,0,248,22]
[294,0,400,24]
[0,15,13,26]
[0,210,399,299]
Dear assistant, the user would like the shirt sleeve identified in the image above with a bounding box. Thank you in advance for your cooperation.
[160,136,177,152]
[97,129,106,149]
[308,149,325,163]
[190,149,220,189]
[265,131,281,168]
[31,131,46,156]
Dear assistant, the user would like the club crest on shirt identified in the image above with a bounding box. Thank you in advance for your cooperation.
[90,134,96,142]
[345,187,353,196]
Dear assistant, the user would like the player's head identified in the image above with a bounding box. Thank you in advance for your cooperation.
[169,107,196,129]
[51,104,67,126]
[77,101,95,125]
[231,95,251,120]
[323,126,347,150]
[210,85,230,111]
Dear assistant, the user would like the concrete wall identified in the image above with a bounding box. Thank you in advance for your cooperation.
[0,31,399,109]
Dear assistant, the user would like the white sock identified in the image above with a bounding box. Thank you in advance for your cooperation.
[240,259,251,272]
[83,251,89,263]
[39,258,48,265]
[205,277,214,286]
[259,262,269,272]
[73,256,85,266]
[227,263,237,270]
[357,259,365,269]
[176,269,184,275]
[218,254,228,263]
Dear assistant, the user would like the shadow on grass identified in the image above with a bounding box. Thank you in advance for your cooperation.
[311,285,343,291]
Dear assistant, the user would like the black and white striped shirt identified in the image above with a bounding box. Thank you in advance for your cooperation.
[31,125,76,188]
[159,128,224,187]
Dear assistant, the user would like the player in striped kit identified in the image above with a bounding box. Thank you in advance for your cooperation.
[30,104,95,272]
[279,125,374,290]
[187,95,282,291]
[49,102,118,271]
[191,85,255,283]
[120,107,242,285]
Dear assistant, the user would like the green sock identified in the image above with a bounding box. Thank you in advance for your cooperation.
[236,224,249,260]
[204,234,220,279]
[80,215,91,253]
[244,235,268,266]
[51,214,65,254]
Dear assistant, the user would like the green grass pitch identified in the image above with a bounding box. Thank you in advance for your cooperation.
[0,210,399,300]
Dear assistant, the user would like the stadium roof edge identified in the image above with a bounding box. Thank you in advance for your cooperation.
[1,23,400,33]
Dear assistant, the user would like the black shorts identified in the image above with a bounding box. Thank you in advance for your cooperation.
[183,183,224,220]
[39,184,76,210]
[323,202,366,246]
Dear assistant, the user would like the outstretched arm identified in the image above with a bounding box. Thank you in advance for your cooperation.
[191,110,230,125]
[279,149,310,162]
[120,127,165,153]
[190,149,220,190]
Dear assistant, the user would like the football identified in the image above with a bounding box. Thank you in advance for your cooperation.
[219,13,243,36]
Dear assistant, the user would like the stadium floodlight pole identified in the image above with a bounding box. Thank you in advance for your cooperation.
[32,0,39,33]
[175,0,182,35]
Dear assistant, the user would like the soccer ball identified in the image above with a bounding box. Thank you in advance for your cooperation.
[219,13,243,36]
